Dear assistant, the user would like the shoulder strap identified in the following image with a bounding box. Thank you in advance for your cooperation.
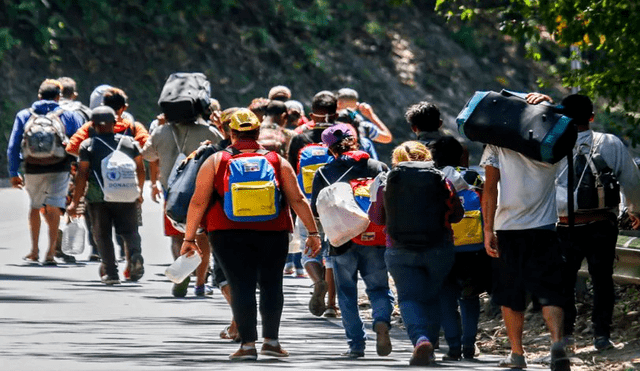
[318,166,353,186]
[93,136,117,152]
[169,124,189,154]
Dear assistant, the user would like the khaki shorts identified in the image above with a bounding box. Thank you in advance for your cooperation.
[24,172,70,209]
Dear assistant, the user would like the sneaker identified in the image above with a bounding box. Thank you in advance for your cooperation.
[374,321,392,356]
[594,336,614,351]
[323,307,338,318]
[341,349,365,359]
[88,254,101,262]
[260,342,289,357]
[309,280,328,316]
[410,338,434,366]
[172,276,190,298]
[127,255,144,282]
[550,342,571,371]
[229,346,257,361]
[498,352,527,369]
[283,263,294,275]
[442,350,462,361]
[42,258,57,266]
[295,269,306,278]
[101,274,121,285]
[55,251,76,263]
[463,344,478,359]
[560,336,575,355]
[194,284,213,297]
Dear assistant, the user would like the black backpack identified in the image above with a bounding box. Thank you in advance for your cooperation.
[158,72,212,123]
[384,161,450,248]
[573,136,620,212]
[456,90,577,164]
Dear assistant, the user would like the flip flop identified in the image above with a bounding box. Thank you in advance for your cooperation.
[23,255,39,264]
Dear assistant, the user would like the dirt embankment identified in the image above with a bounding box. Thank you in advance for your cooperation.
[0,4,560,177]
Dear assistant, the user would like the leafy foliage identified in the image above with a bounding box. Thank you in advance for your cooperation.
[436,0,640,144]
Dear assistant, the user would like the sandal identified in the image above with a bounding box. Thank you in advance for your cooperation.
[23,255,39,264]
[220,325,241,342]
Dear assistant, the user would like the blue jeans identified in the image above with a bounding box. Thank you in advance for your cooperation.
[385,242,454,346]
[439,277,462,352]
[333,244,394,351]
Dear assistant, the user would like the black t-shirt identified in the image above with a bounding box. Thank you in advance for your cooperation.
[79,133,141,202]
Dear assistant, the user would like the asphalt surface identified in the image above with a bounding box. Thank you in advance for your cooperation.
[0,184,553,370]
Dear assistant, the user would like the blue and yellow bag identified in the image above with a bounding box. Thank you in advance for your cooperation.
[222,148,281,222]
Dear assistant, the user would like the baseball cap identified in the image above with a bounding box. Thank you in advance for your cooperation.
[91,106,117,125]
[229,108,261,131]
[321,123,355,148]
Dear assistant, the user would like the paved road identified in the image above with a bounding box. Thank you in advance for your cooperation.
[0,185,550,370]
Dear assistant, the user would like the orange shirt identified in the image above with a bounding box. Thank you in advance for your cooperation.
[66,117,150,156]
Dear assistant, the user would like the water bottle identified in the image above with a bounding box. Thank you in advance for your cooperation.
[61,217,86,255]
[165,252,202,284]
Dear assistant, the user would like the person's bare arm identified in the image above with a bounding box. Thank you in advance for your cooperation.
[179,154,219,257]
[278,157,322,256]
[67,161,90,217]
[357,103,393,144]
[148,160,161,203]
[482,165,500,258]
[134,155,146,204]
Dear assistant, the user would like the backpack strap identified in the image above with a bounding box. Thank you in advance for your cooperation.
[169,124,189,154]
[318,166,353,186]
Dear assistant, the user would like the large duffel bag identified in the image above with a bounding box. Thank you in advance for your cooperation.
[456,90,576,164]
[158,72,212,123]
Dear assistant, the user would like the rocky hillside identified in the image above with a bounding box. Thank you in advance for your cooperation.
[0,1,564,176]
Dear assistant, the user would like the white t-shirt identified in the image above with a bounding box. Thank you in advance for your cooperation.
[480,145,559,230]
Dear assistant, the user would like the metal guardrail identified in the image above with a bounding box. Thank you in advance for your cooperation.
[578,230,640,285]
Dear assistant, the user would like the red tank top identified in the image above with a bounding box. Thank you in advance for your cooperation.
[205,140,293,232]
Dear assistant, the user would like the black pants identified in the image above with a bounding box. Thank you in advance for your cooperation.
[558,218,618,338]
[87,202,141,277]
[209,230,289,343]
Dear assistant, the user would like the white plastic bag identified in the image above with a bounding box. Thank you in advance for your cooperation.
[61,217,86,255]
[316,182,370,247]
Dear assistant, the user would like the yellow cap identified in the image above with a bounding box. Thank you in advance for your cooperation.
[229,108,261,131]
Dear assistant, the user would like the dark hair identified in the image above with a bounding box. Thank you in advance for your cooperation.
[311,90,337,115]
[330,136,359,156]
[102,87,128,111]
[231,128,260,141]
[57,77,77,98]
[560,94,593,126]
[405,101,441,132]
[248,97,270,117]
[38,79,62,100]
[265,100,287,117]
[431,136,464,167]
[336,109,362,129]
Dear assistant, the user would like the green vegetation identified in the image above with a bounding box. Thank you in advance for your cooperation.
[436,0,640,144]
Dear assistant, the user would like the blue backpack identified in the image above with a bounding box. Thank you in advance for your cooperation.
[222,148,282,222]
[297,143,333,199]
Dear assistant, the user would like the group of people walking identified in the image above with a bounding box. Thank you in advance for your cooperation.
[8,77,640,369]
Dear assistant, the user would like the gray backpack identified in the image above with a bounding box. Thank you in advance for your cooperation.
[21,109,68,165]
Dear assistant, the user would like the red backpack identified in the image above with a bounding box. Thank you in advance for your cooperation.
[349,178,387,246]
